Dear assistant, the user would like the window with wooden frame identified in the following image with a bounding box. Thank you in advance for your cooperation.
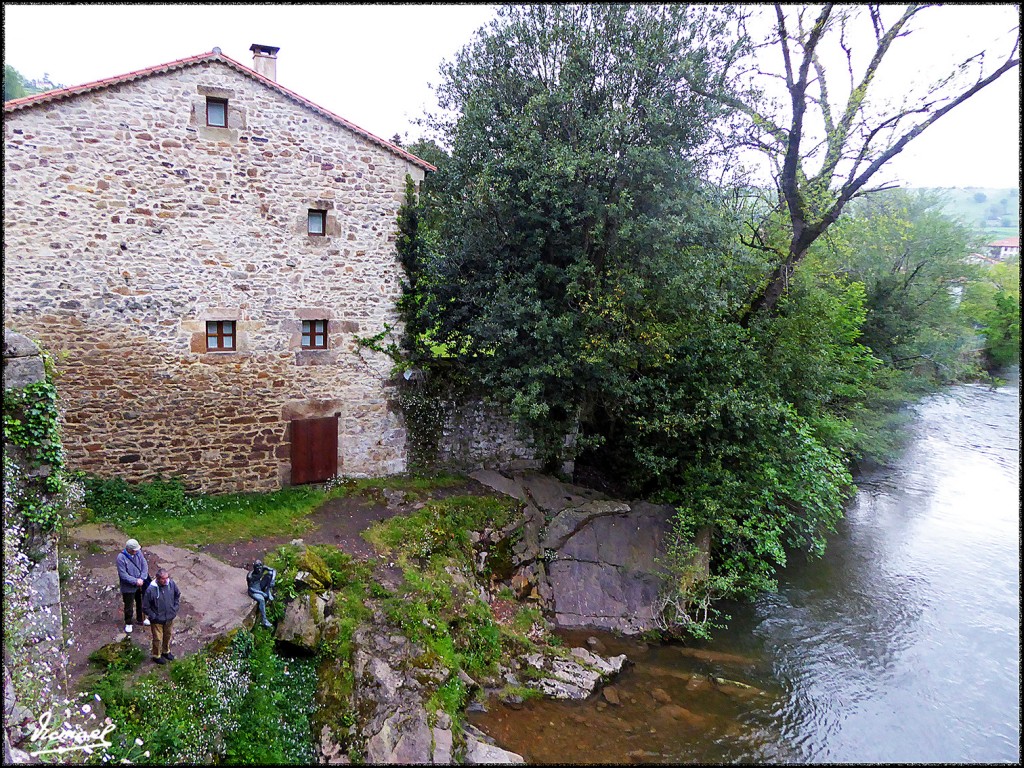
[301,320,328,349]
[206,97,228,127]
[206,320,236,351]
[307,209,327,236]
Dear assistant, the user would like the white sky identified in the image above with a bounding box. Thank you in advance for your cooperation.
[3,3,1020,189]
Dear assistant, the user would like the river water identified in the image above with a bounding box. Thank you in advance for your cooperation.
[470,372,1020,763]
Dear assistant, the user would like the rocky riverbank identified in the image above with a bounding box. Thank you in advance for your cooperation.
[7,470,707,764]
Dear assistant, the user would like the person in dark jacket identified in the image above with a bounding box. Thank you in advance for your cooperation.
[115,538,150,634]
[142,568,180,664]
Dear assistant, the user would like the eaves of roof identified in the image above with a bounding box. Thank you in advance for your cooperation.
[3,50,436,173]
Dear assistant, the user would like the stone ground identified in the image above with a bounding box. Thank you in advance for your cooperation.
[59,480,492,693]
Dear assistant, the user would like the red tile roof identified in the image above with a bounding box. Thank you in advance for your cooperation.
[987,237,1020,248]
[4,50,436,172]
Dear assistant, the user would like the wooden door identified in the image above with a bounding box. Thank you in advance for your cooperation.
[290,416,338,485]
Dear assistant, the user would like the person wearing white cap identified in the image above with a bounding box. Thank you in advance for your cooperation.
[116,538,150,634]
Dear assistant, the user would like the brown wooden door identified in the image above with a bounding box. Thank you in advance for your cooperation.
[290,416,338,485]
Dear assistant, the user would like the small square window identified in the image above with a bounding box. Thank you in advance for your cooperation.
[302,320,328,349]
[206,320,235,351]
[206,98,227,128]
[308,209,326,236]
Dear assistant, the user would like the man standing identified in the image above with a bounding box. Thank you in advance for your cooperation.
[142,568,180,664]
[115,538,150,634]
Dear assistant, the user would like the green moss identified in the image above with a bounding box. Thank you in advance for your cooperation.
[87,638,146,672]
[297,548,334,590]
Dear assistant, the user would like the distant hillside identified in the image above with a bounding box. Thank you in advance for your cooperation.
[4,64,61,102]
[914,187,1020,242]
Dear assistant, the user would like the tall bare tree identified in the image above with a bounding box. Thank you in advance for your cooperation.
[687,4,1020,319]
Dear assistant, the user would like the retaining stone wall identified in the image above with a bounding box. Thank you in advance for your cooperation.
[3,331,69,764]
[3,61,425,492]
[435,399,542,473]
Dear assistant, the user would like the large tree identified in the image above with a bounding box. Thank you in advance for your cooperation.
[415,4,738,465]
[685,4,1020,318]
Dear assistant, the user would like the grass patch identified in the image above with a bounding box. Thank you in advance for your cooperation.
[363,494,517,562]
[82,472,473,547]
[87,628,317,764]
[82,475,328,546]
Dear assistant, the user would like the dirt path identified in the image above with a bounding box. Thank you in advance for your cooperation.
[60,489,419,692]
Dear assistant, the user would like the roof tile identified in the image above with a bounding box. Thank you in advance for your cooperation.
[4,50,435,172]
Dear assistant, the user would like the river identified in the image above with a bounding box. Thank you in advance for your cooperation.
[469,371,1020,763]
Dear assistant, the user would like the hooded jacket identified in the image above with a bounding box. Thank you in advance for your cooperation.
[116,548,149,594]
[142,578,180,624]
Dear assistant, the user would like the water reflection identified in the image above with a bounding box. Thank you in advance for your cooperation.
[470,372,1020,763]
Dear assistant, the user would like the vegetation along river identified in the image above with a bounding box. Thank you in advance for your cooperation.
[470,370,1020,763]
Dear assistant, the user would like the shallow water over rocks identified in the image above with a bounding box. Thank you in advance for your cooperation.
[471,371,1020,763]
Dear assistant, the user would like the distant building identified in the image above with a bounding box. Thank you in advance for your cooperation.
[966,252,999,266]
[985,237,1020,261]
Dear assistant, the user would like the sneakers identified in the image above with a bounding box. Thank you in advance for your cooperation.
[162,652,175,661]
[124,624,133,634]
[153,656,166,665]
[143,618,151,626]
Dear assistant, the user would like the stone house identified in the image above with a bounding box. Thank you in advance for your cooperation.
[3,44,435,493]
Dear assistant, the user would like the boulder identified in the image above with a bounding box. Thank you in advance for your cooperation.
[712,676,764,699]
[350,623,457,764]
[569,647,626,675]
[473,472,710,636]
[547,504,680,634]
[464,736,525,764]
[276,593,326,650]
[3,331,44,390]
[296,549,333,590]
[524,648,626,700]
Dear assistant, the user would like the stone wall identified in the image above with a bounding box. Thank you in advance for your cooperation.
[3,331,69,764]
[3,60,425,493]
[435,399,542,473]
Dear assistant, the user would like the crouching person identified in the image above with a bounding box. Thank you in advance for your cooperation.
[143,568,180,665]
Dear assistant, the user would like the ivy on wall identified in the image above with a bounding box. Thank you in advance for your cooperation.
[3,369,70,530]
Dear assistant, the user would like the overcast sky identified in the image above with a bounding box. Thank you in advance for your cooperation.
[4,3,1020,189]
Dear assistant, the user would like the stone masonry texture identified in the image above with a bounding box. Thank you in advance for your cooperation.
[3,59,427,493]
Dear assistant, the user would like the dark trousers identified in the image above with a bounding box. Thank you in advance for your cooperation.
[122,589,143,625]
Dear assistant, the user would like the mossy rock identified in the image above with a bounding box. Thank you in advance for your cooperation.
[87,638,146,671]
[296,548,333,590]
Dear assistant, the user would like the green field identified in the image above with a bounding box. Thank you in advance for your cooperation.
[913,187,1020,242]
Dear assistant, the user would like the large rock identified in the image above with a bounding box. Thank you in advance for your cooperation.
[276,593,326,650]
[464,737,525,764]
[472,472,710,635]
[523,648,627,700]
[296,549,333,590]
[350,622,455,764]
[547,503,677,634]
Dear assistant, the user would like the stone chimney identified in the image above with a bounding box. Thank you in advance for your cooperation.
[250,43,280,81]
